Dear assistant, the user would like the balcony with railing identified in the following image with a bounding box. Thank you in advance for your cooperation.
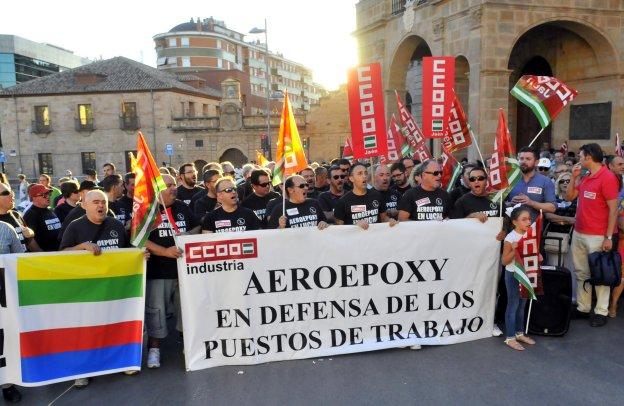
[31,120,51,134]
[391,0,406,15]
[75,118,95,132]
[119,115,141,131]
[170,116,220,131]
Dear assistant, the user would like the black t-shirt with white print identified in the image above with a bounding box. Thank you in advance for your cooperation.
[193,194,218,220]
[116,195,134,227]
[177,185,204,206]
[147,200,199,279]
[268,199,327,229]
[452,193,500,219]
[317,191,343,213]
[59,215,129,250]
[376,188,402,215]
[398,187,452,221]
[108,200,128,225]
[242,191,281,227]
[0,210,30,250]
[22,206,61,251]
[202,206,261,233]
[334,189,386,225]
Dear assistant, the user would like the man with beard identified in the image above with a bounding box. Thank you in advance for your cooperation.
[401,157,416,179]
[507,147,556,220]
[22,184,62,251]
[176,163,203,205]
[193,169,221,222]
[268,175,328,229]
[144,174,200,368]
[116,173,136,229]
[318,166,346,223]
[237,163,256,201]
[299,167,318,199]
[449,163,477,206]
[390,162,411,196]
[0,182,40,252]
[334,163,396,229]
[242,169,280,227]
[398,159,452,222]
[314,166,330,194]
[373,164,401,219]
[102,174,126,224]
[452,167,502,220]
[202,177,260,233]
[337,158,353,191]
[54,180,80,223]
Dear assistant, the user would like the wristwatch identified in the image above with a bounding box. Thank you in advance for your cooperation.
[605,235,612,240]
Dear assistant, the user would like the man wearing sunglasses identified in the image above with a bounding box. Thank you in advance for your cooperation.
[22,183,62,251]
[508,148,556,221]
[242,169,280,227]
[449,163,477,207]
[318,166,346,223]
[398,159,452,221]
[202,177,260,233]
[177,163,203,206]
[452,167,500,220]
[268,175,328,230]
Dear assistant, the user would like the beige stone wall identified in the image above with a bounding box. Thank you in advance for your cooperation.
[0,91,219,179]
[306,86,351,163]
[354,0,624,158]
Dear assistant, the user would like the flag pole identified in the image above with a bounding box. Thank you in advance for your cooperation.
[525,299,533,334]
[527,127,546,148]
[156,190,180,247]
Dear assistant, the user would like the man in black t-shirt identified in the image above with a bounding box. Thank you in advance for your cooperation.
[54,180,80,223]
[242,169,280,227]
[300,167,318,199]
[60,190,129,253]
[334,163,396,229]
[314,166,330,195]
[373,164,402,219]
[0,182,40,251]
[449,163,476,207]
[59,181,109,241]
[318,165,346,223]
[102,174,126,224]
[116,172,136,229]
[144,174,200,369]
[452,167,501,220]
[22,184,61,251]
[398,159,452,221]
[390,162,412,196]
[176,162,203,205]
[203,178,261,233]
[268,175,328,229]
[192,169,220,222]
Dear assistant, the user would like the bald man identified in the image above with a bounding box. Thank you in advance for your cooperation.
[60,190,129,255]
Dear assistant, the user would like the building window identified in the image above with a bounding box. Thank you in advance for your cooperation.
[38,153,53,175]
[182,57,190,67]
[168,38,177,47]
[120,101,139,130]
[217,59,222,69]
[188,102,196,117]
[181,37,189,47]
[195,139,203,148]
[81,152,96,173]
[33,105,51,133]
[125,150,137,172]
[76,104,94,131]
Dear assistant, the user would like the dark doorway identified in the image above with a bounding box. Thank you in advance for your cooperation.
[219,148,248,168]
[516,56,553,151]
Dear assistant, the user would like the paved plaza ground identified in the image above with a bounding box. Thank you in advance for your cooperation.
[19,308,624,405]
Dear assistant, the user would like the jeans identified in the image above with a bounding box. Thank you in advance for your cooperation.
[145,279,182,339]
[505,270,527,339]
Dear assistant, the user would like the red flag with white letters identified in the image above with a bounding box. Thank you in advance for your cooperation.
[422,56,455,138]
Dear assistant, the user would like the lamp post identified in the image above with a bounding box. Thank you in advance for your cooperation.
[249,19,272,160]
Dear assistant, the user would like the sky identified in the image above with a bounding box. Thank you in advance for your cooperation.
[2,0,359,90]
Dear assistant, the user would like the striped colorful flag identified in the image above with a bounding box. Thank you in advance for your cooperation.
[130,131,167,247]
[441,150,462,192]
[272,92,308,186]
[488,109,521,203]
[508,258,537,301]
[4,250,145,385]
[510,75,578,129]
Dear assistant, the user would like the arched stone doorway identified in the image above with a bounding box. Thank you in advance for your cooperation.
[194,159,208,173]
[508,20,620,152]
[219,148,248,168]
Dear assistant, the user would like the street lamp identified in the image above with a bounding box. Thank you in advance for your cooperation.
[249,19,272,160]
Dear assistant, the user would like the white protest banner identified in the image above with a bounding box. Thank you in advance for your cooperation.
[177,219,502,371]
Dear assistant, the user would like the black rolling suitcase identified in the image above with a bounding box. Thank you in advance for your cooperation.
[527,232,573,336]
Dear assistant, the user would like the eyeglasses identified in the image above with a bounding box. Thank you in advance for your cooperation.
[293,184,307,189]
[332,175,347,180]
[538,167,550,172]
[558,179,571,184]
[391,172,404,178]
[424,171,442,177]
[218,187,236,193]
[469,176,487,182]
[255,182,271,187]
[0,190,14,196]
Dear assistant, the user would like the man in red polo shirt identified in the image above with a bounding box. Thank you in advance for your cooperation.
[566,143,619,327]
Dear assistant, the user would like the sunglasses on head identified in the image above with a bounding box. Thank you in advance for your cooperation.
[218,187,236,193]
[332,175,347,180]
[424,171,442,176]
[469,176,486,182]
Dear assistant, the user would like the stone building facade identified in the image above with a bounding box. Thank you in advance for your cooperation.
[306,85,351,162]
[354,0,624,157]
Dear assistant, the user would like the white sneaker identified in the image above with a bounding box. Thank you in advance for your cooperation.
[492,325,503,337]
[410,344,421,350]
[74,378,90,388]
[147,348,161,368]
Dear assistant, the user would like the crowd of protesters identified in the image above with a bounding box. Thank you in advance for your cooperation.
[1,142,623,402]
